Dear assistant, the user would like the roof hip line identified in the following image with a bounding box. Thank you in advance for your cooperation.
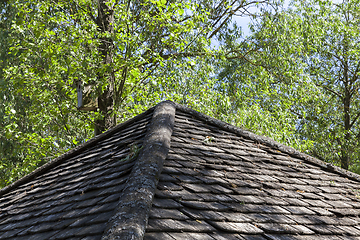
[102,100,176,240]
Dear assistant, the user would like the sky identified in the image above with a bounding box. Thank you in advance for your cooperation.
[234,15,252,37]
[232,0,293,37]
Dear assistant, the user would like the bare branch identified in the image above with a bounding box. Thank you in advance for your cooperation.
[350,110,360,129]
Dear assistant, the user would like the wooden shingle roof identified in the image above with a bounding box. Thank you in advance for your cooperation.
[1,101,360,240]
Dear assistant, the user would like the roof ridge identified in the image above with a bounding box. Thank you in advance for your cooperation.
[173,102,360,183]
[0,106,155,197]
[102,101,176,240]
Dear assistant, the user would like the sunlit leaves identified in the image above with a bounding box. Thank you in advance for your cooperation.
[1,0,194,186]
[249,0,360,170]
[0,0,272,187]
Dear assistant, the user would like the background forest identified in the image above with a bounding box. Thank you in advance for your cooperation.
[1,0,360,187]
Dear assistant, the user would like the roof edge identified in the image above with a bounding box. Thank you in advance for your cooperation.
[102,100,176,240]
[174,103,360,183]
[0,106,155,197]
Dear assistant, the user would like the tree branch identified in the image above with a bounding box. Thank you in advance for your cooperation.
[350,110,360,129]
[314,73,343,98]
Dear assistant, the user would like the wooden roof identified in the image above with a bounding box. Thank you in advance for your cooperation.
[1,101,360,240]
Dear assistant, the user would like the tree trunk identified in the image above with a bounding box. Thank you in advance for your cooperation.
[94,0,116,135]
[341,97,350,170]
[341,69,350,170]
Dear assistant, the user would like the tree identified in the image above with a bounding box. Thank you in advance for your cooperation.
[242,0,360,170]
[136,9,309,153]
[209,23,311,151]
[8,0,268,133]
[1,0,269,186]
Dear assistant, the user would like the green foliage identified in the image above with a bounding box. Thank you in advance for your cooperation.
[120,144,143,162]
[0,0,267,187]
[246,0,360,169]
[6,0,359,187]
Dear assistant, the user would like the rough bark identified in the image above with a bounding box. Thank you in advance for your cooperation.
[341,63,350,170]
[95,0,116,135]
[102,101,176,240]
